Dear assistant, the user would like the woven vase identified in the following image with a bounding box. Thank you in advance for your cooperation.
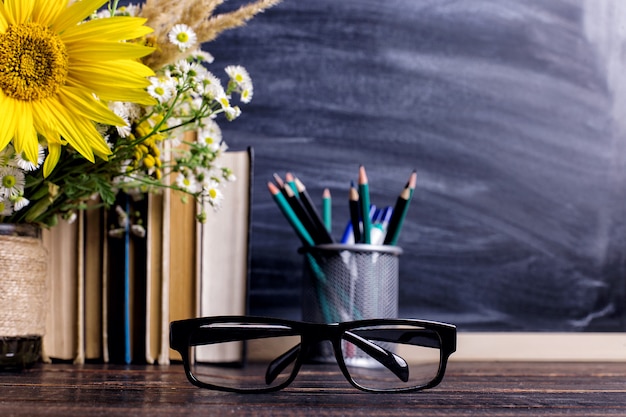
[0,223,47,368]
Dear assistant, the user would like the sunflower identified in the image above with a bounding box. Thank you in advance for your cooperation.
[0,0,156,177]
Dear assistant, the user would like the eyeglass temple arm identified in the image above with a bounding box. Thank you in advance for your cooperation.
[343,331,409,383]
[265,344,302,385]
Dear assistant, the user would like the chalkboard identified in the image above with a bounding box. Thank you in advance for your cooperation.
[132,0,626,331]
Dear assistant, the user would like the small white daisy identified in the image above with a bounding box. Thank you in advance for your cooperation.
[197,119,222,151]
[147,76,176,103]
[225,65,252,88]
[202,179,224,207]
[176,171,199,193]
[14,145,45,171]
[0,143,15,166]
[0,166,25,198]
[197,72,225,99]
[169,24,197,51]
[240,85,254,103]
[224,105,242,121]
[10,194,29,211]
[189,49,215,64]
[0,198,13,216]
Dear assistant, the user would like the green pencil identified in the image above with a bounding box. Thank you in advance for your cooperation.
[267,182,314,246]
[358,165,372,244]
[322,188,332,233]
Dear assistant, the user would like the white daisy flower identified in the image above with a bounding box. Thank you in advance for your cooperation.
[240,85,254,103]
[202,179,224,207]
[0,166,25,198]
[147,77,176,103]
[125,103,142,123]
[11,194,29,211]
[169,24,197,51]
[14,145,45,171]
[225,105,242,121]
[197,72,224,99]
[176,171,199,193]
[118,5,140,16]
[0,143,15,166]
[186,61,207,83]
[0,198,13,216]
[109,102,132,138]
[197,120,222,151]
[189,49,215,64]
[225,65,252,88]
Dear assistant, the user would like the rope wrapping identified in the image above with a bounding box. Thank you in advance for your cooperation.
[0,229,47,337]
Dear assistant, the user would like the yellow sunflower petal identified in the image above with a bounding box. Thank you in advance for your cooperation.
[0,5,9,31]
[2,0,35,25]
[13,100,39,163]
[58,87,126,126]
[68,41,155,61]
[50,0,108,33]
[35,99,95,162]
[31,0,65,27]
[0,94,17,151]
[65,77,156,106]
[71,58,155,79]
[61,16,153,42]
[43,141,62,178]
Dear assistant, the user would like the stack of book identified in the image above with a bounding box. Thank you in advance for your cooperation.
[42,148,253,364]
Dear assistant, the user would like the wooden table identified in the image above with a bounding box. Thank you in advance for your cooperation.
[0,362,625,416]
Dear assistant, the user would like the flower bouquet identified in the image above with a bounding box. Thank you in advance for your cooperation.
[0,0,281,368]
[0,0,281,227]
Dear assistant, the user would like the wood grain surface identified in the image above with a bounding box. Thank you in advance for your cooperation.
[1,362,625,416]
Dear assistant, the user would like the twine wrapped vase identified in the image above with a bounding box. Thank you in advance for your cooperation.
[0,224,47,369]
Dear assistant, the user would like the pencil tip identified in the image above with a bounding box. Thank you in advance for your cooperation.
[358,165,368,183]
[267,182,279,194]
[272,173,284,187]
[409,171,417,188]
[323,188,331,198]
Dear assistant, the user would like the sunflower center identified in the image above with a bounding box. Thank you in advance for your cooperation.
[0,23,68,101]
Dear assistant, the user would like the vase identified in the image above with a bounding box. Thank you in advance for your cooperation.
[0,223,47,369]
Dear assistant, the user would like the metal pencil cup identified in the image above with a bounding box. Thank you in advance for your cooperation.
[300,244,403,362]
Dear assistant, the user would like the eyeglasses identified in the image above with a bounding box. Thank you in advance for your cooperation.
[170,316,456,393]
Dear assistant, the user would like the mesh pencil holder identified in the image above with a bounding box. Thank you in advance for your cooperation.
[299,244,402,363]
[300,244,402,324]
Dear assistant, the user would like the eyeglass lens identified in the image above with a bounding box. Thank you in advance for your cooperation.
[340,324,442,391]
[187,321,443,392]
[189,323,302,391]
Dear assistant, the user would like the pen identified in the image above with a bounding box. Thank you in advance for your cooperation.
[267,182,315,246]
[358,165,372,244]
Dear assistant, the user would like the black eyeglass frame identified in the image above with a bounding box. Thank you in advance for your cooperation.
[170,316,457,393]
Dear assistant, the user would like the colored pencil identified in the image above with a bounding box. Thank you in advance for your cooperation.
[267,182,315,246]
[349,182,361,243]
[285,172,299,196]
[383,186,411,245]
[358,165,372,244]
[283,184,321,244]
[294,177,334,244]
[322,188,332,234]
